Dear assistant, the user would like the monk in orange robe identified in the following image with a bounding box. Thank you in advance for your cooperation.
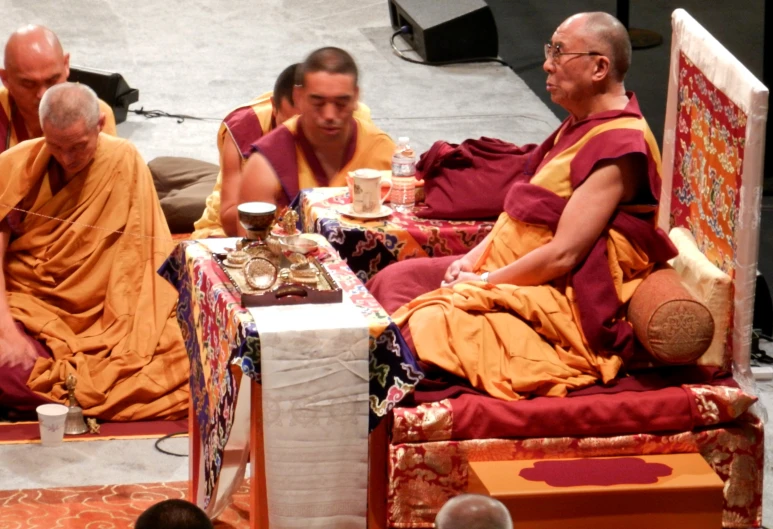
[237,47,394,220]
[369,13,677,400]
[0,83,187,420]
[193,62,372,238]
[0,25,117,156]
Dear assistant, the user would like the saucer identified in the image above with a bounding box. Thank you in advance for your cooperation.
[223,258,245,269]
[337,204,392,220]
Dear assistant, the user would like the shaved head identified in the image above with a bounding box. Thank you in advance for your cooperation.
[435,494,513,529]
[570,12,632,81]
[40,83,105,177]
[40,82,100,130]
[0,25,70,136]
[3,25,64,70]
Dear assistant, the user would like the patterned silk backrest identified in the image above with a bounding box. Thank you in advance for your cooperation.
[659,9,769,378]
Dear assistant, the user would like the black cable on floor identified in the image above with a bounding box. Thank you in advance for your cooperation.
[390,28,509,67]
[154,431,188,457]
[130,107,221,124]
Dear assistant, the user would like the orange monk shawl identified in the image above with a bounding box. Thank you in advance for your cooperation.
[393,94,677,400]
[0,135,188,420]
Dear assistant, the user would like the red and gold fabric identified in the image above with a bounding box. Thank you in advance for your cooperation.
[391,376,757,444]
[387,417,763,528]
[659,9,768,375]
[299,187,494,282]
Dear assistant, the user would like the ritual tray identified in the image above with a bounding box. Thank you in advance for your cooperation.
[213,253,343,307]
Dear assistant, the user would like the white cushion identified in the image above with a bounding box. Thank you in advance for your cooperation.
[668,227,732,367]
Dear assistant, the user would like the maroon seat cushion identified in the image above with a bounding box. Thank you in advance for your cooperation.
[392,366,754,443]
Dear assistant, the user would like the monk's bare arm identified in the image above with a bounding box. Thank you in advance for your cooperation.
[0,220,37,368]
[443,233,493,283]
[234,153,284,237]
[486,154,642,286]
[218,134,246,236]
[0,221,15,327]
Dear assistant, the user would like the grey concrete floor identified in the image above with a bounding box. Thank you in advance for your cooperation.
[0,0,769,527]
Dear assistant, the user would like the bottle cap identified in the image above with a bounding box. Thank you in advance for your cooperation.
[398,136,409,144]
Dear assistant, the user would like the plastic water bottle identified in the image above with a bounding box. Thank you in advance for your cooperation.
[390,136,416,213]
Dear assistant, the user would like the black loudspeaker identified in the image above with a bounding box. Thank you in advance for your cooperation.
[755,271,773,336]
[388,0,499,63]
[67,66,139,124]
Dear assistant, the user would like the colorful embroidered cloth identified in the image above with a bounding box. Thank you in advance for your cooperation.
[159,236,422,507]
[660,9,768,376]
[299,187,494,282]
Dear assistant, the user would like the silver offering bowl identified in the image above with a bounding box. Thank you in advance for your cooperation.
[237,202,277,243]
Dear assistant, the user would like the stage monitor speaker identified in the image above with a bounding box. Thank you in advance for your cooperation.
[67,66,139,124]
[388,0,498,63]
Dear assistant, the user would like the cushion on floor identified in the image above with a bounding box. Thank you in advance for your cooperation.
[149,156,218,234]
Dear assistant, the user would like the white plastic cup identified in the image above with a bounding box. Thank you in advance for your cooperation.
[36,403,69,446]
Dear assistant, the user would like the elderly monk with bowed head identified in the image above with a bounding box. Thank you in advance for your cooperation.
[236,47,395,223]
[0,83,188,420]
[368,12,677,400]
[193,62,373,238]
[0,24,116,154]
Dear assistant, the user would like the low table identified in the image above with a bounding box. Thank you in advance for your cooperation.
[159,237,423,526]
[468,454,723,529]
[299,187,494,282]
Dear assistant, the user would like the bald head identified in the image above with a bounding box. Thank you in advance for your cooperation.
[435,494,513,529]
[0,25,70,135]
[40,83,104,177]
[570,12,632,81]
[40,82,100,130]
[4,25,64,70]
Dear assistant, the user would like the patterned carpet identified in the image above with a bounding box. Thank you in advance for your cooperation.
[0,420,188,444]
[0,481,249,528]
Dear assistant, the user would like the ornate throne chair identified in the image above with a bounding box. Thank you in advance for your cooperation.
[375,9,768,529]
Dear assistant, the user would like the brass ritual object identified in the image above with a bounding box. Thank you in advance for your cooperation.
[223,203,340,306]
[279,209,300,236]
[237,201,277,244]
[64,374,89,435]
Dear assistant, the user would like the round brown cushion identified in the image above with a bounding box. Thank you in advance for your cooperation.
[627,267,715,365]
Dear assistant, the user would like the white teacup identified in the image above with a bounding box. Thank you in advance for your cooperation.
[351,169,392,214]
[36,403,69,446]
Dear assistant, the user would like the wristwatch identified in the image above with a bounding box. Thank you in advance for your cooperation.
[480,271,490,283]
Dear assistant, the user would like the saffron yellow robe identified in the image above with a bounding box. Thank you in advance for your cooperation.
[0,135,188,420]
[393,98,668,400]
[0,87,117,155]
[192,93,372,238]
[257,114,394,205]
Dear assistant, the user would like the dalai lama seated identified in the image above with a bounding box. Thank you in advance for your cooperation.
[368,11,678,399]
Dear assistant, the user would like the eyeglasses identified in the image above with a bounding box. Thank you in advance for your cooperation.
[544,43,603,63]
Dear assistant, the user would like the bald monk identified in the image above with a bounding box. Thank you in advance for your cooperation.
[0,83,187,420]
[192,62,372,238]
[0,25,116,155]
[369,13,677,400]
[237,47,395,222]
